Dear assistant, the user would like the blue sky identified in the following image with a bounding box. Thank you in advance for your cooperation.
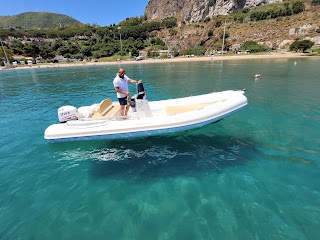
[1,0,150,26]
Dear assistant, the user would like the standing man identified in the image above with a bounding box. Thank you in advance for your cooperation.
[113,68,142,116]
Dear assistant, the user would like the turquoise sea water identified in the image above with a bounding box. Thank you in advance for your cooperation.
[1,58,320,240]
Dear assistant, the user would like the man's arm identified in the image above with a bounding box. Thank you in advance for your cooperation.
[114,86,129,96]
[128,78,142,84]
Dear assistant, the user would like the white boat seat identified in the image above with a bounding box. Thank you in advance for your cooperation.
[99,98,113,116]
[91,98,121,118]
[104,104,121,117]
[92,98,112,118]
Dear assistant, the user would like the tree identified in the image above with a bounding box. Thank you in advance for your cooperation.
[240,41,269,53]
[10,39,24,55]
[81,46,92,57]
[289,40,314,52]
[23,43,40,60]
[51,38,64,51]
[292,1,305,14]
[242,8,249,14]
[220,31,229,40]
[208,29,214,37]
[169,29,177,36]
[119,17,143,26]
[289,41,300,52]
[284,2,292,16]
[204,17,211,23]
[234,14,245,23]
[181,46,206,56]
[150,38,165,46]
[56,41,80,57]
[161,17,177,28]
[173,48,179,57]
[39,45,55,59]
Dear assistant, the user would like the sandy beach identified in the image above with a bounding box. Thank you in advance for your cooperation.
[2,52,319,70]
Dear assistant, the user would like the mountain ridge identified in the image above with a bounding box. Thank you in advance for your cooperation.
[0,12,81,29]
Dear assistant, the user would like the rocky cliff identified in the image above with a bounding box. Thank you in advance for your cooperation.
[145,0,282,23]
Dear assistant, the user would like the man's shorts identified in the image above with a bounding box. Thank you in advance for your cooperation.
[118,97,128,106]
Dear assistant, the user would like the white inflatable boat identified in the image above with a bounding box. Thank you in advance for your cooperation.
[44,84,248,142]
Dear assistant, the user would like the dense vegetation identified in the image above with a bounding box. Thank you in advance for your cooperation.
[0,15,179,64]
[289,40,315,52]
[249,1,305,21]
[239,41,269,53]
[0,12,80,29]
[232,1,306,22]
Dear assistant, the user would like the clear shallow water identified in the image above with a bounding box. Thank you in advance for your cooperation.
[1,58,320,240]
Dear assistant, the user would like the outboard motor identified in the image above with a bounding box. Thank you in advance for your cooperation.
[58,105,79,123]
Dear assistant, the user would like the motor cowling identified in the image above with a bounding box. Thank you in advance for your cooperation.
[58,105,79,123]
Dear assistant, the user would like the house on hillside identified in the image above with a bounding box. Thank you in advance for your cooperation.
[138,51,148,59]
[149,50,174,58]
[237,50,251,54]
[158,50,173,58]
[12,55,32,65]
[53,55,68,63]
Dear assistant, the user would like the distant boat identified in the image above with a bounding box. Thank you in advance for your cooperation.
[254,73,260,79]
[44,83,248,142]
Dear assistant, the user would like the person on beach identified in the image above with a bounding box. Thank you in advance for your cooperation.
[113,68,142,116]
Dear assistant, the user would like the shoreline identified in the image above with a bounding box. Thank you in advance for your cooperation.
[2,52,319,70]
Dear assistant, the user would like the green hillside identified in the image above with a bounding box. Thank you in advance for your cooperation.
[0,12,81,29]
